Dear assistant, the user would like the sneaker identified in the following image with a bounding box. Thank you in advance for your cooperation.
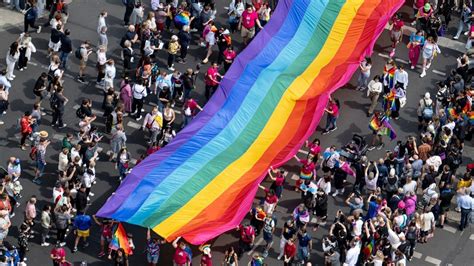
[262,250,268,258]
[32,178,42,185]
[37,26,42,34]
[190,28,198,32]
[58,124,67,129]
[72,247,78,253]
[60,242,66,247]
[410,65,415,69]
[322,130,329,135]
[135,115,143,121]
[332,191,339,197]
[89,192,95,197]
[98,251,105,257]
[464,31,469,36]
[41,242,50,247]
[277,255,282,260]
[367,146,376,151]
[376,143,384,150]
[19,68,24,71]
[168,67,175,71]
[420,71,426,78]
[329,127,338,132]
[15,202,20,207]
[426,63,431,69]
[0,121,4,125]
[453,35,459,40]
[10,213,15,218]
[77,77,87,84]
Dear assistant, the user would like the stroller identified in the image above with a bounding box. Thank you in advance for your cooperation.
[339,134,368,163]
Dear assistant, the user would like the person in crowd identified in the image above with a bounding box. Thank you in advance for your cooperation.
[5,42,20,81]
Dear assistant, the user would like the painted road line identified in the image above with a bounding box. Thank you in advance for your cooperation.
[28,60,75,79]
[432,69,446,76]
[394,58,409,64]
[442,224,457,234]
[275,205,288,214]
[52,134,63,141]
[425,256,442,265]
[247,238,264,255]
[310,217,317,224]
[298,149,309,155]
[130,158,137,165]
[72,105,80,110]
[378,53,389,59]
[291,174,299,181]
[412,251,423,259]
[126,121,141,129]
[384,23,466,53]
[469,234,474,240]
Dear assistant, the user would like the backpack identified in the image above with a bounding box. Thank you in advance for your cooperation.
[75,47,83,60]
[422,99,433,120]
[406,227,417,240]
[50,93,59,109]
[76,107,86,119]
[29,146,38,161]
[385,177,398,193]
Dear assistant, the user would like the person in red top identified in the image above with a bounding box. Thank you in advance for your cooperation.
[20,111,34,150]
[236,224,255,258]
[172,237,191,266]
[199,244,212,266]
[322,98,340,135]
[305,138,321,163]
[294,154,316,191]
[50,243,67,266]
[182,98,203,128]
[283,237,297,266]
[223,46,237,72]
[239,4,263,45]
[268,167,285,198]
[258,185,279,214]
[389,13,404,57]
[252,0,263,11]
[204,63,223,99]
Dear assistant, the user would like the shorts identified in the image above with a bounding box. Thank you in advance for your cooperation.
[241,26,256,39]
[77,229,90,237]
[263,231,273,242]
[147,253,159,264]
[100,235,111,242]
[440,206,449,215]
[391,30,402,42]
[48,40,61,52]
[420,230,429,237]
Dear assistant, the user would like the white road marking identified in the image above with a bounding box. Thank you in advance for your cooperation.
[247,238,264,255]
[298,149,309,155]
[378,53,389,59]
[432,70,446,76]
[28,60,75,79]
[442,225,457,234]
[394,58,409,64]
[413,251,423,259]
[130,159,137,165]
[290,174,299,181]
[275,205,288,213]
[52,134,63,141]
[469,234,474,240]
[425,256,442,265]
[310,217,317,224]
[126,121,141,129]
[72,105,80,110]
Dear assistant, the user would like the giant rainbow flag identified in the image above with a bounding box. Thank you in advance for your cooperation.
[98,0,404,244]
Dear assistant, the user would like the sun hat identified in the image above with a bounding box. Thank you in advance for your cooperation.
[199,244,211,255]
[39,130,49,138]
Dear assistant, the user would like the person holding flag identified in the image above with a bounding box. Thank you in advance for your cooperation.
[368,112,397,151]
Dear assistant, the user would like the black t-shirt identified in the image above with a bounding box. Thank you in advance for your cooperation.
[80,105,93,117]
[282,223,296,240]
[181,74,194,91]
[34,77,47,96]
[50,28,63,43]
[159,89,171,104]
[60,35,72,53]
[439,189,455,207]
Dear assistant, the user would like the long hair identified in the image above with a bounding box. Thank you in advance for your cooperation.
[9,42,19,57]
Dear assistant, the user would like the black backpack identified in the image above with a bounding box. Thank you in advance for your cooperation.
[76,107,86,119]
[75,47,83,60]
[49,93,59,109]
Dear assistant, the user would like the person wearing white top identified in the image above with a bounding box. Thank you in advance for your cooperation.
[141,107,163,144]
[58,148,69,172]
[366,75,382,116]
[103,60,116,91]
[5,42,20,81]
[364,161,379,192]
[394,66,408,90]
[96,46,107,85]
[97,11,107,35]
[131,79,148,121]
[345,239,361,266]
[420,210,435,243]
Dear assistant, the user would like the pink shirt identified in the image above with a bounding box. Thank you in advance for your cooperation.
[241,10,258,29]
[25,202,36,220]
[205,67,219,86]
[404,195,417,215]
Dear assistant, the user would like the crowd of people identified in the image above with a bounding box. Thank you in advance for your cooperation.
[0,0,472,265]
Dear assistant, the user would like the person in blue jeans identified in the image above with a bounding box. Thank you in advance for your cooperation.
[323,98,340,134]
[454,4,471,40]
[297,226,312,264]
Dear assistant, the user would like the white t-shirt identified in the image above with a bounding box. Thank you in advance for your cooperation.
[352,219,363,237]
[345,243,361,266]
[421,212,434,231]
[403,181,417,195]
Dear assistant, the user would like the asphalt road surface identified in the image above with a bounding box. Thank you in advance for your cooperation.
[0,1,472,265]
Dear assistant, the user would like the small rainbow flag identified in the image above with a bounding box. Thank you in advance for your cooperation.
[382,119,397,140]
[369,115,381,131]
[174,11,190,26]
[109,223,132,255]
[447,107,459,120]
[467,111,474,125]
